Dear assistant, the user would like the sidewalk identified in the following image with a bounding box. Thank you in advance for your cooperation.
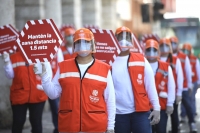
[1,90,200,133]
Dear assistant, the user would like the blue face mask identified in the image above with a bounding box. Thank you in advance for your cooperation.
[182,49,190,55]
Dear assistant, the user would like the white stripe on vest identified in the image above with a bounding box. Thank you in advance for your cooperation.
[128,61,145,67]
[60,72,80,79]
[84,73,107,83]
[12,62,26,68]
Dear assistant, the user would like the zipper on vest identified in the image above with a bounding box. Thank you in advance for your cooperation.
[26,63,32,103]
[75,57,95,132]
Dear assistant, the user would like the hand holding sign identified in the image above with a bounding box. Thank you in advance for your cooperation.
[17,19,63,64]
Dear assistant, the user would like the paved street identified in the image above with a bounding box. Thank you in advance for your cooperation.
[1,89,200,133]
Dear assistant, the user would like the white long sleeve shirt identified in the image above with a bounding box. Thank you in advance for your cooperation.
[4,61,52,80]
[160,57,183,96]
[196,59,200,84]
[173,53,193,90]
[57,48,64,63]
[41,59,116,130]
[112,55,160,114]
[149,62,176,107]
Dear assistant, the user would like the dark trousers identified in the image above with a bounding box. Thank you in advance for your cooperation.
[180,91,195,123]
[152,110,168,133]
[170,103,179,133]
[48,98,59,133]
[11,101,45,133]
[115,111,152,133]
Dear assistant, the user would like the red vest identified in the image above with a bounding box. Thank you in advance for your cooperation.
[128,53,151,111]
[10,52,47,105]
[189,55,198,83]
[61,46,77,60]
[155,60,169,110]
[58,58,110,132]
[167,56,178,91]
[177,51,188,88]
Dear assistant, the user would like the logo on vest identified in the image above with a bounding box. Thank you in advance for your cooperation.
[137,74,143,85]
[89,90,100,103]
[158,81,165,90]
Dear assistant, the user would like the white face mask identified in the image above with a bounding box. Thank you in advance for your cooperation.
[121,47,129,51]
[67,47,73,54]
[118,40,132,47]
[78,52,90,57]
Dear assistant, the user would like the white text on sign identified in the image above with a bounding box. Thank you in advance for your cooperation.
[0,34,17,44]
[96,42,116,53]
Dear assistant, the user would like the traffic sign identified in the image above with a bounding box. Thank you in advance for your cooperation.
[90,29,121,65]
[17,19,63,64]
[0,24,19,56]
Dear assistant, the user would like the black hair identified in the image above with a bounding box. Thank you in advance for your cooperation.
[167,53,174,70]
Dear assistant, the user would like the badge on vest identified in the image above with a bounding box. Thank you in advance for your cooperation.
[158,81,165,90]
[192,72,195,77]
[137,74,143,85]
[89,90,100,103]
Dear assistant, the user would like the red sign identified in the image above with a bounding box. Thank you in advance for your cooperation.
[140,34,160,46]
[0,24,19,55]
[17,19,63,64]
[130,33,144,54]
[90,29,121,65]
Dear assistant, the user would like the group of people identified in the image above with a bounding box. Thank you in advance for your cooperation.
[2,26,200,133]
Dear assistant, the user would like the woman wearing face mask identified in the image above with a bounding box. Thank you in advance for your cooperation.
[144,39,175,133]
[112,26,160,133]
[33,28,116,133]
[159,38,183,133]
[61,27,77,60]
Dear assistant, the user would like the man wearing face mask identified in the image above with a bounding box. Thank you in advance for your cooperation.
[112,26,160,133]
[61,27,77,60]
[159,38,183,133]
[145,39,175,133]
[181,43,200,121]
[170,37,197,132]
[33,28,116,133]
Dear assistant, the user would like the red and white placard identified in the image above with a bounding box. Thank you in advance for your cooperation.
[90,28,121,65]
[130,33,144,54]
[140,34,160,47]
[17,19,63,64]
[0,24,19,56]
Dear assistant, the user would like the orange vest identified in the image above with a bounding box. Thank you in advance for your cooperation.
[167,55,178,91]
[155,60,169,110]
[128,53,151,112]
[61,46,77,60]
[189,55,198,83]
[10,52,47,105]
[177,51,188,88]
[58,58,110,132]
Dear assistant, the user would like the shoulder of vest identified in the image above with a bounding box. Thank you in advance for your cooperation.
[178,51,187,57]
[94,59,111,69]
[190,55,197,59]
[129,52,144,61]
[158,60,169,69]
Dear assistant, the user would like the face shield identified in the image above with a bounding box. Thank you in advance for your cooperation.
[116,31,133,51]
[159,43,170,54]
[145,47,159,60]
[65,35,73,46]
[171,42,178,51]
[74,39,93,57]
[182,49,190,56]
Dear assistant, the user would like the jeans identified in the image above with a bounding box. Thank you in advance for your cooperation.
[181,82,198,117]
[11,101,45,133]
[48,98,59,133]
[152,110,168,133]
[115,111,152,133]
[170,103,179,133]
[180,90,195,123]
